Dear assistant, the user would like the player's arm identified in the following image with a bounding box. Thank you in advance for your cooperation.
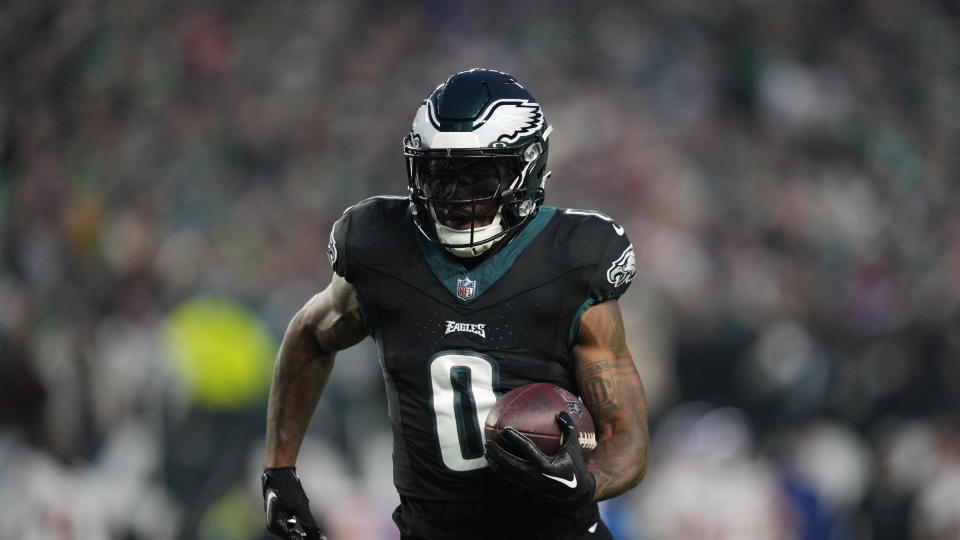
[262,273,365,540]
[572,299,649,501]
[264,272,366,467]
[484,298,648,508]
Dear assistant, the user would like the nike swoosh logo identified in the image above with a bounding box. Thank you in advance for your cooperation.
[265,491,277,517]
[286,517,308,538]
[612,224,624,236]
[542,472,578,488]
[588,522,598,533]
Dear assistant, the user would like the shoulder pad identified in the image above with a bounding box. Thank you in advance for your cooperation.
[329,196,411,278]
[557,207,635,298]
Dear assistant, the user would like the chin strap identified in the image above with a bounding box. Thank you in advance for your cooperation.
[435,213,504,257]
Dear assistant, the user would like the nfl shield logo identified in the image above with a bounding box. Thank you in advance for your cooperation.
[555,386,585,417]
[456,277,476,301]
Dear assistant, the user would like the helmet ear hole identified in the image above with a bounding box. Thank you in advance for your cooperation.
[523,143,542,162]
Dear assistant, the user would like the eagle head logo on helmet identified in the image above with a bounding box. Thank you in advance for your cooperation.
[404,69,553,258]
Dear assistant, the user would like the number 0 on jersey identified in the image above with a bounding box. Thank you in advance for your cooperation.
[429,352,500,471]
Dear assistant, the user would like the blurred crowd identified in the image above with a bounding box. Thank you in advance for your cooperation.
[2,0,959,538]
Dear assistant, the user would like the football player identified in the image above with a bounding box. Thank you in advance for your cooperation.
[263,69,649,540]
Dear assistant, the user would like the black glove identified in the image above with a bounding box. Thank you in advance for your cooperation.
[262,467,327,540]
[484,411,596,509]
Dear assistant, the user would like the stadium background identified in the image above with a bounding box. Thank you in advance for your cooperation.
[2,0,959,538]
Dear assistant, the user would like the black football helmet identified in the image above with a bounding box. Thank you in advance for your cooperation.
[404,69,552,257]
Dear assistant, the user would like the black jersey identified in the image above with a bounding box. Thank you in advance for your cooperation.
[328,196,635,539]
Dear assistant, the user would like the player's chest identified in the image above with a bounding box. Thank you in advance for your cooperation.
[374,273,571,351]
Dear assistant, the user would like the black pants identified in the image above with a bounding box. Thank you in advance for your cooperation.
[398,519,614,540]
[393,496,615,540]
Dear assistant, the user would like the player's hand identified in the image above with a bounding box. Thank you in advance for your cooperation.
[484,411,596,509]
[262,467,327,540]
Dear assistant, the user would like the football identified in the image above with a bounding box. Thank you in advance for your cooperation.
[484,383,597,456]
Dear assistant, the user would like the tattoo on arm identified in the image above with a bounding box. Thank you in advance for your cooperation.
[573,300,650,500]
[581,363,616,414]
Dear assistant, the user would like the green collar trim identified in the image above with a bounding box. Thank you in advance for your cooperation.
[416,207,557,302]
